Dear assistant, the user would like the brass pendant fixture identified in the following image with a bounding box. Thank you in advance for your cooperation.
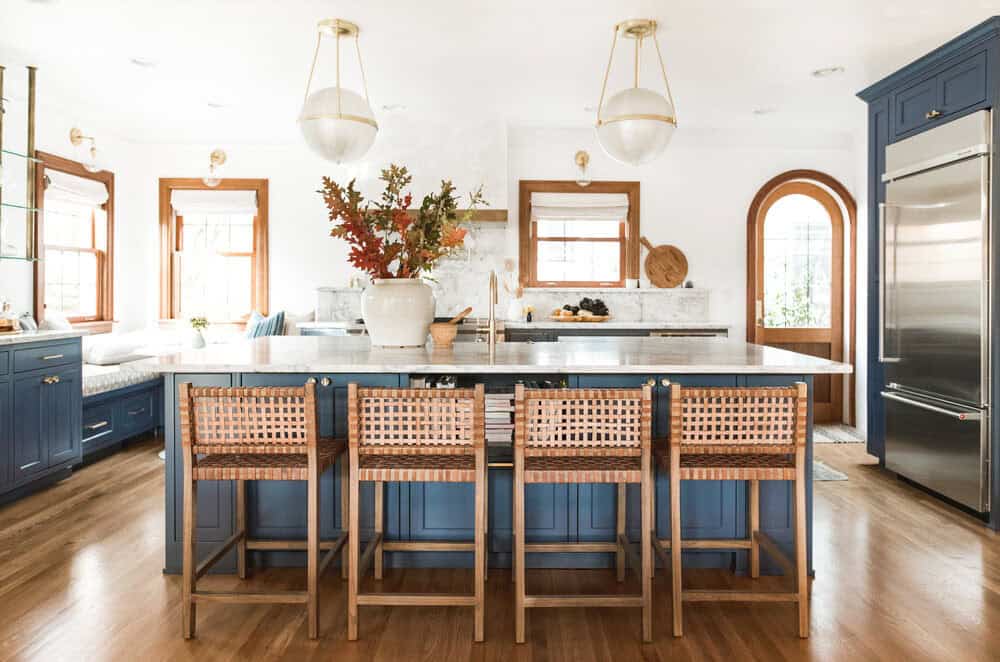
[298,18,378,164]
[595,19,677,166]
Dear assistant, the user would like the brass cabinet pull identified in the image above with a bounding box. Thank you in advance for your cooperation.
[925,109,942,119]
[19,460,41,471]
[305,377,318,385]
[660,378,671,387]
[645,378,656,387]
[320,377,332,387]
[42,354,64,361]
[85,420,110,430]
[42,375,61,385]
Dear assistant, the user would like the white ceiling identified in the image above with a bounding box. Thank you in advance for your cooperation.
[2,0,1000,145]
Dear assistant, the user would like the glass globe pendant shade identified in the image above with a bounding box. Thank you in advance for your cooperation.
[298,86,377,164]
[596,87,675,166]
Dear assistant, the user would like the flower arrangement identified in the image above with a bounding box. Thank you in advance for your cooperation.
[189,317,208,331]
[320,164,486,279]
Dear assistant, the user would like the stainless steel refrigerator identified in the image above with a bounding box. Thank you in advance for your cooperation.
[880,109,991,514]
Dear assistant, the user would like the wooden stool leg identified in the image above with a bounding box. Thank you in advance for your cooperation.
[616,482,626,583]
[340,456,349,580]
[483,470,489,582]
[749,479,760,579]
[670,456,683,637]
[474,457,486,642]
[514,461,526,644]
[795,457,809,638]
[641,463,654,642]
[374,481,384,581]
[348,460,361,641]
[236,479,247,580]
[307,470,320,639]
[181,461,197,639]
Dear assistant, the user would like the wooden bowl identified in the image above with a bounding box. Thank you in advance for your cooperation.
[430,322,458,348]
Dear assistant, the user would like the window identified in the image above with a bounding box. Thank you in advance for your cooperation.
[518,182,639,288]
[34,152,114,327]
[159,179,268,323]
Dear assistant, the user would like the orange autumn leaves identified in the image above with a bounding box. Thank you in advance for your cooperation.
[322,164,484,280]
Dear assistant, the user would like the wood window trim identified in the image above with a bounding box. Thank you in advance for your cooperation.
[518,180,640,288]
[745,169,857,425]
[33,151,114,330]
[158,178,269,322]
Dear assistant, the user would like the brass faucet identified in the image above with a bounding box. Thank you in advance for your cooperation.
[488,271,498,358]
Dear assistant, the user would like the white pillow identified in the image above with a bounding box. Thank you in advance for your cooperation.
[283,310,316,336]
[39,311,72,330]
[83,333,150,366]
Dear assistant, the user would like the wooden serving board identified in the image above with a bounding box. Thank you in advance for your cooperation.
[640,236,687,288]
[548,316,612,323]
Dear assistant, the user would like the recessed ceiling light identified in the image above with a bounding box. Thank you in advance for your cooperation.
[206,101,228,109]
[583,105,597,113]
[811,66,845,78]
[381,104,407,112]
[752,107,777,116]
[129,57,157,69]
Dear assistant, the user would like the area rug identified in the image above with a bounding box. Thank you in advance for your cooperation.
[815,424,865,444]
[813,459,849,481]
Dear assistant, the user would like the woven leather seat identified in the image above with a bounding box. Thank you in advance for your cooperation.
[654,447,795,481]
[193,438,345,480]
[357,452,476,482]
[524,454,641,483]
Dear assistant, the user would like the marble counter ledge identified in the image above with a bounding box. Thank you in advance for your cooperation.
[505,321,731,330]
[130,335,852,375]
[0,329,88,346]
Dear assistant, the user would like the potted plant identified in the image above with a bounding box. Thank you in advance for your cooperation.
[320,164,485,346]
[189,316,208,349]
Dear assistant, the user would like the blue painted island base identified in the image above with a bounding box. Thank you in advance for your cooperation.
[162,373,813,579]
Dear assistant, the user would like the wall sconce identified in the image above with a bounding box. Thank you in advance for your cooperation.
[575,150,591,187]
[69,127,100,173]
[203,148,227,187]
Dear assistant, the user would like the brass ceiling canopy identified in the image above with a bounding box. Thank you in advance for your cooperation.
[317,18,359,38]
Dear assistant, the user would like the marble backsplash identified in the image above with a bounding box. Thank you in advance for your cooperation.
[316,221,711,322]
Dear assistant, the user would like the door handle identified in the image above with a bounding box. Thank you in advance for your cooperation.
[85,420,110,430]
[128,408,146,416]
[19,461,41,471]
[41,354,64,361]
[881,390,980,421]
[878,203,900,364]
[925,109,942,119]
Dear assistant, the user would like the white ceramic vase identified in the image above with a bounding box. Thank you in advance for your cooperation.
[362,278,435,347]
[191,329,206,349]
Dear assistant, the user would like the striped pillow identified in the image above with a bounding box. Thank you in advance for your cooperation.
[245,310,286,338]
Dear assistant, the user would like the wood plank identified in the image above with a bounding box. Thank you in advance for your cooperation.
[192,591,308,604]
[246,539,345,551]
[682,591,799,603]
[655,539,753,550]
[524,542,619,553]
[381,541,475,552]
[523,595,644,608]
[194,530,244,580]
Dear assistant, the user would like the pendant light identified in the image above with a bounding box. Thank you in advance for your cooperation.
[595,19,677,166]
[203,149,226,187]
[298,18,377,164]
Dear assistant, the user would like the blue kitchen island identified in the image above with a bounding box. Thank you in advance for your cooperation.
[137,336,851,576]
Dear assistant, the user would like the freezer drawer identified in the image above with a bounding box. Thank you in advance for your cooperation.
[883,390,989,512]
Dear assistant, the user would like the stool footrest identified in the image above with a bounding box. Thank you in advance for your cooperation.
[356,592,477,607]
[192,590,308,604]
[524,542,618,553]
[523,594,643,608]
[655,538,753,550]
[682,590,799,603]
[246,537,347,551]
[381,541,475,552]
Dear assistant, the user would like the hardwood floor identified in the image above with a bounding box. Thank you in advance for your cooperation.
[0,437,997,661]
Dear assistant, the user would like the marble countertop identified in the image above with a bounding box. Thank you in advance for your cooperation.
[129,336,852,375]
[0,329,88,346]
[505,321,731,330]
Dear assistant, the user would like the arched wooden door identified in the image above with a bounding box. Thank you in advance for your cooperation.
[749,180,845,423]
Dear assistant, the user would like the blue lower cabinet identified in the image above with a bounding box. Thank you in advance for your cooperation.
[0,379,10,490]
[12,372,46,482]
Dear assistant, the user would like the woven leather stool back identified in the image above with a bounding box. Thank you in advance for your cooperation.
[348,385,485,454]
[178,384,318,454]
[515,386,652,456]
[669,383,807,454]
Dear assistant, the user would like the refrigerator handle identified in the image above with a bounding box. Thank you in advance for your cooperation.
[880,390,982,421]
[879,203,900,364]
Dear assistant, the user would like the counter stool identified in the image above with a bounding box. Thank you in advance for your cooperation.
[178,383,348,640]
[347,384,487,642]
[655,382,809,638]
[513,385,654,643]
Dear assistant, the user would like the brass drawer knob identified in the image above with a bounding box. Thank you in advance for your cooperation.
[305,377,318,385]
[320,377,332,387]
[925,109,942,119]
[42,375,61,385]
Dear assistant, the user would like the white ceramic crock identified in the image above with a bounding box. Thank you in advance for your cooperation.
[361,278,435,347]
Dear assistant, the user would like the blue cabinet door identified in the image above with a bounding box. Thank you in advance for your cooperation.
[938,50,988,114]
[12,372,46,481]
[44,365,81,467]
[0,380,10,490]
[892,50,989,139]
[868,96,889,461]
[893,78,937,137]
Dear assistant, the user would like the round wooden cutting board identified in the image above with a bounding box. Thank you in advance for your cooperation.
[640,236,688,288]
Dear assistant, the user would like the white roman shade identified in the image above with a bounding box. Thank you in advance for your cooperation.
[170,189,258,216]
[45,170,109,207]
[530,192,629,221]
